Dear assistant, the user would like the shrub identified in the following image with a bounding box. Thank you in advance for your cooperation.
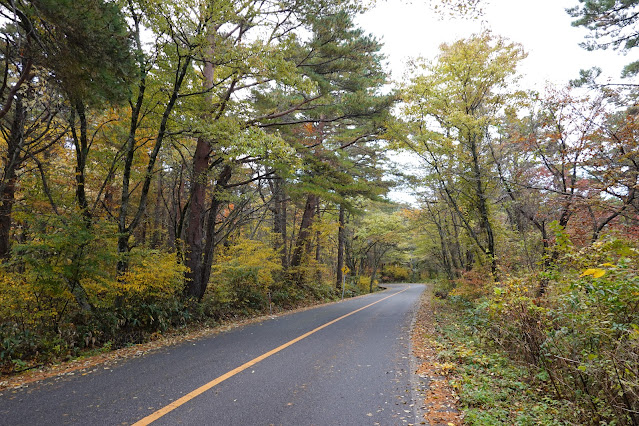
[207,236,282,315]
[477,237,639,424]
[0,222,189,372]
[381,264,411,282]
[356,275,372,293]
[449,265,493,301]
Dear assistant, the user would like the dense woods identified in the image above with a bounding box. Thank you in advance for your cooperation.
[0,0,404,367]
[1,0,638,424]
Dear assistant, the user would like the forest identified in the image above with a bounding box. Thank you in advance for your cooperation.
[0,0,637,424]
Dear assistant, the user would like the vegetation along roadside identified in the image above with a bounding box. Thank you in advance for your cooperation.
[1,1,639,424]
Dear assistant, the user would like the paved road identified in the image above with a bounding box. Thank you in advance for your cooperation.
[0,284,425,425]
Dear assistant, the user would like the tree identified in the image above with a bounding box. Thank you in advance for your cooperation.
[182,3,393,299]
[0,77,66,259]
[180,0,322,300]
[113,0,203,275]
[0,0,134,108]
[0,0,135,260]
[352,206,408,292]
[568,0,639,77]
[399,31,526,278]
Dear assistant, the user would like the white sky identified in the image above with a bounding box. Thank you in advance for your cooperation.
[357,0,632,89]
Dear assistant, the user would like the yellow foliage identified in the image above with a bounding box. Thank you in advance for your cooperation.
[356,276,371,293]
[580,268,606,278]
[382,264,411,282]
[0,269,68,327]
[116,251,186,301]
[211,236,282,290]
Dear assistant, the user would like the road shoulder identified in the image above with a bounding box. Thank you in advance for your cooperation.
[411,284,462,425]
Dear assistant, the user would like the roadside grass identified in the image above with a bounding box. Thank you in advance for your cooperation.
[430,294,574,425]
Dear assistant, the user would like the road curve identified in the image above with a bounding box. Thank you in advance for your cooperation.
[0,284,425,425]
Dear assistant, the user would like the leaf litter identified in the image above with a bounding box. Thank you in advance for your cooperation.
[411,286,462,425]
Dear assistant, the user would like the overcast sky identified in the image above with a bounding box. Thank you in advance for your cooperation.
[356,0,631,89]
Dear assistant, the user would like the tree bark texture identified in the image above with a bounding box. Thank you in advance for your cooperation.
[184,135,210,299]
[199,164,232,299]
[336,204,345,290]
[290,193,319,270]
[0,96,25,260]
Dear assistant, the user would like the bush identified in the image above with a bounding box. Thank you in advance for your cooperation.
[356,275,372,293]
[380,264,412,282]
[449,265,493,301]
[0,225,189,372]
[206,236,282,316]
[477,237,639,424]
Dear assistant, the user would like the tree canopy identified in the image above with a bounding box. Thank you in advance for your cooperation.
[568,0,639,76]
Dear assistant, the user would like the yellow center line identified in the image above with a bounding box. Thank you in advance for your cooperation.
[132,285,411,425]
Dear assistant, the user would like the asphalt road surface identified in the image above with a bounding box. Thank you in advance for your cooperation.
[1,284,425,425]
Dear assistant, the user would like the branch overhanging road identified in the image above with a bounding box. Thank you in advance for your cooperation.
[1,284,425,425]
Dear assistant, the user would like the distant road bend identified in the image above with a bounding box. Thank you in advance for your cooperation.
[0,284,425,425]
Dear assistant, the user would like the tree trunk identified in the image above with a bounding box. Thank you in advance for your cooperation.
[426,203,455,280]
[151,171,164,249]
[115,25,189,275]
[290,194,319,269]
[469,134,497,279]
[116,9,147,274]
[270,176,288,268]
[68,101,94,312]
[436,221,455,280]
[0,96,25,260]
[169,163,186,252]
[315,201,321,262]
[537,222,551,297]
[336,204,345,290]
[184,135,210,299]
[198,164,232,299]
[0,178,16,260]
[71,101,91,224]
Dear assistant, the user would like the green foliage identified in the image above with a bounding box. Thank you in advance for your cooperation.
[0,216,189,371]
[444,237,639,424]
[22,0,136,104]
[202,237,337,317]
[568,0,639,78]
[398,31,527,278]
[432,296,578,425]
[568,1,639,50]
[0,0,397,375]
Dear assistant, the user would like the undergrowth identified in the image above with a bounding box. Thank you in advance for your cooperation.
[430,234,639,425]
[431,295,574,425]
